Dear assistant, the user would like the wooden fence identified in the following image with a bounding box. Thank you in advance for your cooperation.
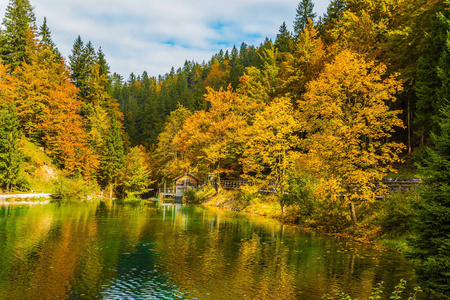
[220,178,421,194]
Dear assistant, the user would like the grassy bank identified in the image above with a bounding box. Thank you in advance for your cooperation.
[189,185,421,250]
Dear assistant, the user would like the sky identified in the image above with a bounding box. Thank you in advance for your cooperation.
[0,0,331,79]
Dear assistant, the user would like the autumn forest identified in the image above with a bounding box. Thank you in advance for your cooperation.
[0,0,449,298]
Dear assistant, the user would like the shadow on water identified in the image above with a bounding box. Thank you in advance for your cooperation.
[0,202,422,299]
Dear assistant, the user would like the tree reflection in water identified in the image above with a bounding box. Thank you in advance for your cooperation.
[0,203,419,299]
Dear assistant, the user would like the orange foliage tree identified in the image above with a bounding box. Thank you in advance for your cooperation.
[40,79,98,179]
[240,96,302,213]
[175,86,260,192]
[300,50,404,225]
[2,36,98,179]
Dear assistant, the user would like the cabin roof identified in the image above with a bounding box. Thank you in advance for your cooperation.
[173,173,200,182]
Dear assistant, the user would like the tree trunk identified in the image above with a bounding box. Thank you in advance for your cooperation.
[349,201,358,226]
[6,183,10,193]
[280,201,284,214]
[408,98,411,154]
[214,173,221,196]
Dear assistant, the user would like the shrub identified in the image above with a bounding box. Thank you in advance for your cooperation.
[52,176,96,200]
[377,190,421,237]
[282,174,316,217]
[183,188,210,204]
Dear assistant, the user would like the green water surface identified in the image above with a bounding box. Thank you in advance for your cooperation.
[0,202,420,299]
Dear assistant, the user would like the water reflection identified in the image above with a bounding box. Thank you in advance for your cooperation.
[0,203,419,299]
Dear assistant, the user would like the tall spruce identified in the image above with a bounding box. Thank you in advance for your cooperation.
[407,105,450,298]
[414,4,450,144]
[38,17,61,60]
[275,22,293,53]
[0,0,36,69]
[0,105,22,193]
[100,114,124,199]
[293,0,316,38]
[323,0,346,24]
[69,36,97,99]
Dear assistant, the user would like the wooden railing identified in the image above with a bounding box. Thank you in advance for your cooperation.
[220,180,252,190]
[220,178,421,194]
[382,178,421,193]
[158,188,175,195]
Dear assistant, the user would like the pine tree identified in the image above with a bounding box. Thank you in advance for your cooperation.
[415,3,450,144]
[100,114,124,199]
[275,22,293,53]
[407,105,450,298]
[0,0,36,69]
[228,45,244,89]
[69,36,97,99]
[0,105,22,193]
[323,0,346,24]
[97,47,109,77]
[293,0,316,38]
[38,17,61,60]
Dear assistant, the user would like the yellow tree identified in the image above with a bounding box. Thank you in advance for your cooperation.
[40,79,99,179]
[238,41,280,103]
[300,50,404,225]
[154,105,192,179]
[240,97,302,213]
[280,19,329,103]
[330,0,400,61]
[175,86,260,193]
[2,33,99,179]
[122,146,153,197]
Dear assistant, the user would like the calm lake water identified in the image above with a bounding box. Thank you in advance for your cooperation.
[0,202,421,299]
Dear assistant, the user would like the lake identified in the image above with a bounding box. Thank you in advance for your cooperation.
[0,202,421,299]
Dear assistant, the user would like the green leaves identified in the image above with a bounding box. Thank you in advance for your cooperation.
[0,104,22,192]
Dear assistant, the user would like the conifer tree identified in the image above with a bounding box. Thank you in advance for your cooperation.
[415,2,450,144]
[275,22,293,53]
[100,114,124,199]
[0,105,22,193]
[97,47,109,77]
[69,36,97,99]
[323,0,346,24]
[0,0,36,69]
[38,17,61,60]
[293,0,316,38]
[407,105,450,298]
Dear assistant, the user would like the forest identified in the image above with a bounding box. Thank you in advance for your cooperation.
[0,0,449,297]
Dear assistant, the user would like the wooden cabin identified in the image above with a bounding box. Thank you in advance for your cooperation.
[159,173,200,204]
[174,173,200,197]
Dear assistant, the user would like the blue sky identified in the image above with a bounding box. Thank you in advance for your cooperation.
[0,0,331,78]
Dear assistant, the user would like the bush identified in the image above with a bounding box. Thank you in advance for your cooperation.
[377,190,421,237]
[183,188,209,204]
[53,176,96,200]
[282,175,316,217]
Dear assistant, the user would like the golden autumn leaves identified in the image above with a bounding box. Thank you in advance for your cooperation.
[160,50,404,221]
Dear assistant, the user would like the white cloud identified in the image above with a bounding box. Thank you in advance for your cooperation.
[0,0,331,77]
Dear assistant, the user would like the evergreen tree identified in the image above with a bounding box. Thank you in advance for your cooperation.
[407,105,450,298]
[0,0,36,69]
[293,0,316,38]
[323,0,346,24]
[275,22,293,53]
[0,105,22,193]
[69,36,97,99]
[229,45,244,89]
[97,47,109,77]
[38,17,61,60]
[100,114,124,199]
[415,4,450,144]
